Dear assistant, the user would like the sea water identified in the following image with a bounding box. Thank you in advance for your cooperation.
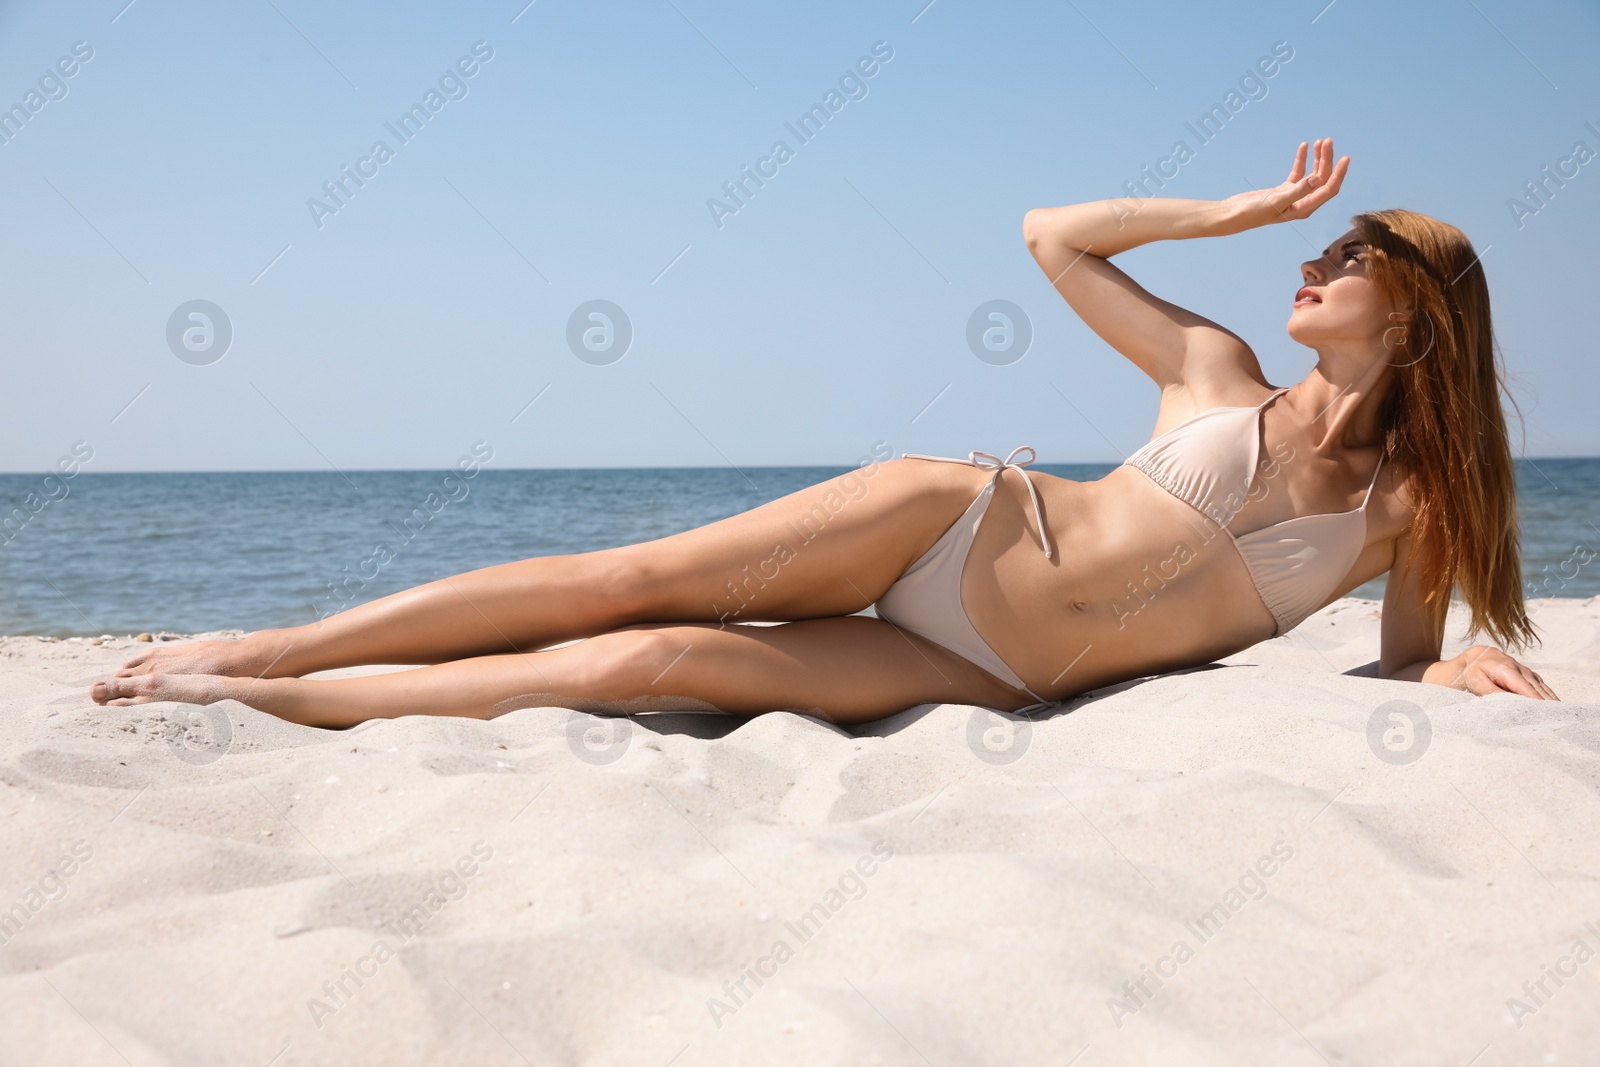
[0,460,1594,636]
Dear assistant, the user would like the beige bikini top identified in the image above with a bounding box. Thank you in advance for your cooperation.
[1122,387,1385,636]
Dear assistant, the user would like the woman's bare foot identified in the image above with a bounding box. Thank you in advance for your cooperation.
[114,630,297,680]
[92,671,238,707]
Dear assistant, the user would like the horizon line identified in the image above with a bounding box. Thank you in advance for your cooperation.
[2,455,1597,476]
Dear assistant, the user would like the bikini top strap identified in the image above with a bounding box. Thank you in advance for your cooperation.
[1359,450,1386,510]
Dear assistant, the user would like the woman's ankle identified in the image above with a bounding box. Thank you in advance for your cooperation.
[242,628,302,676]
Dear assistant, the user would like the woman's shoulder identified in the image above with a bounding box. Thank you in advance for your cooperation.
[1160,359,1279,418]
[1369,453,1423,548]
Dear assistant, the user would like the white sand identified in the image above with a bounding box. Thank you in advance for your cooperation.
[1,596,1597,1065]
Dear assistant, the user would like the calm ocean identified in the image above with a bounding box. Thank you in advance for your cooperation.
[2,460,1596,637]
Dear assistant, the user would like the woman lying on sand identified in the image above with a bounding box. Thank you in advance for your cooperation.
[92,138,1558,726]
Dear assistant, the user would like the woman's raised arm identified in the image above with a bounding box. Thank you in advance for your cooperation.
[1022,139,1348,390]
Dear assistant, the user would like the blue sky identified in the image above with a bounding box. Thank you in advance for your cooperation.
[2,0,1597,472]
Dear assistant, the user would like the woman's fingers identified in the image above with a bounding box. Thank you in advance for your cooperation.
[1321,153,1350,195]
[1479,664,1509,695]
[1489,662,1538,697]
[1462,646,1560,700]
[1287,140,1310,182]
[1246,139,1346,226]
[1303,138,1326,181]
[1485,660,1559,700]
[1528,668,1560,701]
[1503,660,1558,700]
[1285,155,1349,217]
[1515,666,1544,698]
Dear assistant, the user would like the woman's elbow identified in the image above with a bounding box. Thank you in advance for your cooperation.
[1022,209,1045,251]
[1023,205,1092,255]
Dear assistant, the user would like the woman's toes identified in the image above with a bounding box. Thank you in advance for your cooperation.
[93,675,163,706]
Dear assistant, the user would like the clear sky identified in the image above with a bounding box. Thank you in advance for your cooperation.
[2,0,1596,472]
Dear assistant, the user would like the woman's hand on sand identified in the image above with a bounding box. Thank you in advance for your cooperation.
[1456,645,1559,700]
[1221,138,1349,230]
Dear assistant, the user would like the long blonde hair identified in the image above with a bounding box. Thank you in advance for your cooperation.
[1352,208,1537,650]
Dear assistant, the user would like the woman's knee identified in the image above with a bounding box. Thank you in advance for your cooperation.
[572,626,699,695]
[586,550,677,621]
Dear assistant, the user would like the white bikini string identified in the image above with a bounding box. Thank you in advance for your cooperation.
[900,446,1056,561]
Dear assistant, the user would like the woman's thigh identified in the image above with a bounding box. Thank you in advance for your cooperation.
[582,616,1035,722]
[617,459,987,626]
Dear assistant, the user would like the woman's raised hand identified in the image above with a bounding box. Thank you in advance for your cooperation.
[1222,138,1350,230]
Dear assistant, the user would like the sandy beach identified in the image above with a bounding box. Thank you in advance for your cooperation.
[2,595,1597,1065]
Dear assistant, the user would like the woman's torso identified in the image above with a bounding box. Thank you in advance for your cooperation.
[957,383,1406,698]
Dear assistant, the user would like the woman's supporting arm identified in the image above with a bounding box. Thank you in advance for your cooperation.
[1379,525,1559,699]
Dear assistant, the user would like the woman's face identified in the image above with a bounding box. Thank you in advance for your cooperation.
[1287,227,1397,349]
